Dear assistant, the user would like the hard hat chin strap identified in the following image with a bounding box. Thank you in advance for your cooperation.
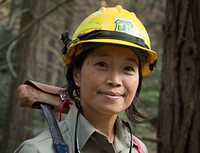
[149,59,157,71]
[61,30,71,54]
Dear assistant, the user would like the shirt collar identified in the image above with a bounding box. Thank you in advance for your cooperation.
[115,120,142,152]
[65,103,96,150]
[114,118,135,152]
[65,103,137,152]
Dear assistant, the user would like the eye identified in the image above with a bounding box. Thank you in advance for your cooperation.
[123,66,135,73]
[94,61,108,68]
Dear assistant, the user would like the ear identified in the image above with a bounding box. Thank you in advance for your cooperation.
[73,67,80,85]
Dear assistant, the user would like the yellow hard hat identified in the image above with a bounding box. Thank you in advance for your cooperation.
[61,5,157,76]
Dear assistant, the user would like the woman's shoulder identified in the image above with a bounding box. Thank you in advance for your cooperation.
[14,120,68,153]
[14,136,54,153]
[132,135,148,153]
[32,120,68,143]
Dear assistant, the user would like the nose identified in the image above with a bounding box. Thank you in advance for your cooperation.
[106,71,122,87]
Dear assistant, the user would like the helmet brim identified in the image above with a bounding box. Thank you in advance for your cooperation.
[65,38,157,76]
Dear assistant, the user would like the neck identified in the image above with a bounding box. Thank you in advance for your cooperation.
[94,115,117,143]
[82,107,117,143]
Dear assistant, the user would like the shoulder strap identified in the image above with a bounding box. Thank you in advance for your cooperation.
[132,136,145,153]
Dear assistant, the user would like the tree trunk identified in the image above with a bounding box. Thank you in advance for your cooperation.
[158,0,200,153]
[0,0,46,152]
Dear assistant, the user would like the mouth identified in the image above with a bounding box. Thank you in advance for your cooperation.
[99,91,124,98]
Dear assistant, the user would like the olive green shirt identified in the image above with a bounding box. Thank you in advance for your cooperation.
[15,104,148,153]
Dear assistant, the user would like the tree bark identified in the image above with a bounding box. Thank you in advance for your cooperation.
[158,0,200,153]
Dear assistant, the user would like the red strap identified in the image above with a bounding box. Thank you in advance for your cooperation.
[132,136,144,153]
[59,97,72,121]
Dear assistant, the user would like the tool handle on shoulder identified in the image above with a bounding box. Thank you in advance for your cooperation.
[40,104,69,153]
[17,80,71,113]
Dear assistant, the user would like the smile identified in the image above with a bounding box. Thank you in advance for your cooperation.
[99,91,124,98]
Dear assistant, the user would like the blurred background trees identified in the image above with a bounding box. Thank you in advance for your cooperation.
[4,0,197,152]
[158,0,200,152]
[1,0,198,152]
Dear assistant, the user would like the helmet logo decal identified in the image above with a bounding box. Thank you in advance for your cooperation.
[114,18,135,36]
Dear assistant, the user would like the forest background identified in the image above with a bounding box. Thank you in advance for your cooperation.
[1,0,199,153]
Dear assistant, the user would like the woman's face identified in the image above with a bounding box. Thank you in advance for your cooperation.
[73,45,139,116]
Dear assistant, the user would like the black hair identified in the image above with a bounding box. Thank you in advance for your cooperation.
[64,50,91,101]
[64,48,147,122]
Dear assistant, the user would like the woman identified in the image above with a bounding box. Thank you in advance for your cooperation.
[15,5,157,153]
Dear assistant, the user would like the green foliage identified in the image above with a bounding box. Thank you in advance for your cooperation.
[140,71,160,116]
[0,72,12,144]
[0,27,12,44]
[0,18,15,131]
[0,23,14,63]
